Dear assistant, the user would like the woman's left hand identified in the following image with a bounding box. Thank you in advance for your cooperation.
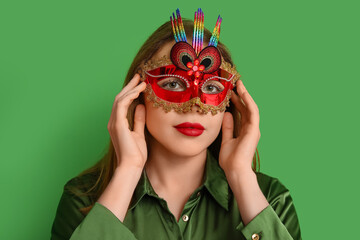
[219,80,261,175]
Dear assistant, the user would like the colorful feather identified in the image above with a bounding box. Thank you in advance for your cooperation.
[170,8,187,43]
[209,15,222,47]
[170,8,222,50]
[193,8,204,55]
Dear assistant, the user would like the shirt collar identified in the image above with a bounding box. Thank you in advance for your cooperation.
[203,149,230,211]
[128,149,230,211]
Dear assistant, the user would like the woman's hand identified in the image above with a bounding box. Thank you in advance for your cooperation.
[219,80,261,175]
[107,73,147,170]
[98,74,147,220]
[219,80,269,226]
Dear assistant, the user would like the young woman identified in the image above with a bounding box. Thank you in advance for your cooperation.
[51,8,302,240]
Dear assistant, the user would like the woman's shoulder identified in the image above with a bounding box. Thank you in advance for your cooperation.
[63,171,100,199]
[51,172,101,237]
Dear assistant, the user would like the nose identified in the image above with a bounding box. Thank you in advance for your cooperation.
[191,103,202,114]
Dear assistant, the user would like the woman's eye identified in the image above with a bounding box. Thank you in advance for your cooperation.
[201,80,224,94]
[157,77,187,92]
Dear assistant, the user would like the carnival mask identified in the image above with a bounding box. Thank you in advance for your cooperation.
[139,8,241,115]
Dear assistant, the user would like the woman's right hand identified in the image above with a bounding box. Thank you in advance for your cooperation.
[107,73,147,170]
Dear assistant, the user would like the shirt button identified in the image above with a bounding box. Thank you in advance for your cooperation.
[251,233,260,240]
[182,214,189,222]
[197,192,201,197]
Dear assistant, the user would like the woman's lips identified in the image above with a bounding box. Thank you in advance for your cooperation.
[174,122,205,136]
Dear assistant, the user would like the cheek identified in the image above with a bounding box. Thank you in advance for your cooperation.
[144,99,173,138]
[207,113,225,137]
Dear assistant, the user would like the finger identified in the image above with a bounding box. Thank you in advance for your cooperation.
[116,74,142,99]
[236,81,259,123]
[237,80,258,112]
[109,80,145,126]
[109,75,143,125]
[116,84,146,125]
[133,104,145,137]
[230,89,246,113]
[221,112,234,143]
[122,81,147,98]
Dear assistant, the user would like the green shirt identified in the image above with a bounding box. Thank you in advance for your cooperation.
[51,150,302,240]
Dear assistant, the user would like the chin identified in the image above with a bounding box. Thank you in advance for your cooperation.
[163,134,213,157]
[164,143,208,158]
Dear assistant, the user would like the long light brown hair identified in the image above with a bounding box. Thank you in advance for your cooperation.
[68,19,260,215]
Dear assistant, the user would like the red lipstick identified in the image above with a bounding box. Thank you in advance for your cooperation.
[174,122,205,136]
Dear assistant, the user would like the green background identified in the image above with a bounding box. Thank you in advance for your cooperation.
[1,0,358,239]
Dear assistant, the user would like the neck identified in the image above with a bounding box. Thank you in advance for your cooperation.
[144,136,207,195]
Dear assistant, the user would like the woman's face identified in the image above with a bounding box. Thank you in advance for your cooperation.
[144,41,225,157]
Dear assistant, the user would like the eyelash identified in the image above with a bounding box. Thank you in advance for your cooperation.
[201,83,223,92]
[160,79,186,89]
[159,78,224,93]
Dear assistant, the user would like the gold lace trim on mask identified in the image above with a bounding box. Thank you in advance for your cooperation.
[138,55,241,86]
[144,83,233,115]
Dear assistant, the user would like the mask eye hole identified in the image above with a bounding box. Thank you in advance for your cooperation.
[200,58,212,69]
[170,42,197,71]
[197,46,221,73]
[157,77,187,92]
[201,80,224,94]
[181,54,193,67]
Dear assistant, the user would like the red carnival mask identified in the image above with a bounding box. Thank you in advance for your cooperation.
[139,8,241,115]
